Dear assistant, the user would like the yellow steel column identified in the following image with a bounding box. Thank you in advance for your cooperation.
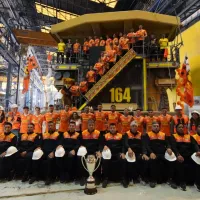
[143,58,147,110]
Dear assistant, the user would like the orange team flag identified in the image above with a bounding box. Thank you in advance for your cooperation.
[164,48,168,58]
[27,56,38,71]
[47,52,53,62]
[22,66,30,94]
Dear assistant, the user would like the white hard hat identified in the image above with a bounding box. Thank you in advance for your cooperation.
[0,106,4,111]
[125,151,136,163]
[164,151,176,162]
[130,121,138,127]
[191,110,200,116]
[5,146,18,157]
[175,105,182,110]
[191,153,200,165]
[77,146,87,156]
[55,146,65,157]
[102,149,112,160]
[32,149,44,160]
[11,104,18,109]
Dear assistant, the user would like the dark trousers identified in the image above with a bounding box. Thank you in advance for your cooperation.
[121,49,128,56]
[1,153,17,177]
[32,152,55,179]
[159,49,165,60]
[83,50,89,59]
[102,153,126,180]
[20,152,33,174]
[72,52,78,63]
[56,152,76,180]
[88,82,94,90]
[57,52,64,64]
[149,155,174,183]
[174,156,198,184]
[126,155,148,181]
[135,40,144,54]
[77,155,101,180]
[66,51,71,63]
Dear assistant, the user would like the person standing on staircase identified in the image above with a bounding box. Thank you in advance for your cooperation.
[94,36,100,46]
[86,66,96,90]
[119,34,129,56]
[99,37,106,47]
[83,38,89,59]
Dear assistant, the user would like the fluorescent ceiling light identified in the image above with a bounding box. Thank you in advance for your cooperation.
[90,0,117,8]
[35,2,79,21]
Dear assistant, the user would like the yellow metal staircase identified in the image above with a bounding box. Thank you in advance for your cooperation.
[79,49,137,110]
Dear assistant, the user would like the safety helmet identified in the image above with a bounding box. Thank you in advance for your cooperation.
[77,146,87,156]
[125,151,136,163]
[5,146,18,157]
[0,106,4,111]
[102,149,112,160]
[55,146,65,157]
[32,149,44,160]
[11,104,18,109]
[191,153,200,165]
[164,151,176,162]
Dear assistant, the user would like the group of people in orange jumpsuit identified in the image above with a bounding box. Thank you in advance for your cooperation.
[0,103,200,192]
[67,25,148,98]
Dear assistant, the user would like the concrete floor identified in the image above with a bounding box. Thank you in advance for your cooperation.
[0,181,199,200]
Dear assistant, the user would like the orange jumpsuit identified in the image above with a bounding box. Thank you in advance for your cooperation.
[120,115,133,134]
[32,114,44,134]
[133,116,145,134]
[73,42,80,53]
[144,116,159,133]
[94,111,106,131]
[81,113,94,131]
[86,70,95,83]
[0,120,5,133]
[44,112,59,131]
[7,111,21,130]
[94,62,104,76]
[158,114,172,136]
[58,110,72,132]
[100,40,105,46]
[95,38,100,46]
[106,111,121,130]
[20,114,32,134]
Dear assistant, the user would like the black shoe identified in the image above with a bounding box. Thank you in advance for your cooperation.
[7,170,15,181]
[22,172,29,182]
[195,184,200,192]
[80,177,86,186]
[45,178,51,185]
[150,182,156,188]
[95,177,101,186]
[167,179,177,189]
[180,182,186,191]
[133,178,140,184]
[102,179,108,188]
[29,177,36,184]
[74,179,80,185]
[122,179,128,188]
[65,173,70,183]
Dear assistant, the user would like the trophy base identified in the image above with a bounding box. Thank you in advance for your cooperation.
[84,187,97,195]
[84,176,97,195]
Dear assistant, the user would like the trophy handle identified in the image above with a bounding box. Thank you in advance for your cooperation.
[81,156,89,173]
[93,157,101,173]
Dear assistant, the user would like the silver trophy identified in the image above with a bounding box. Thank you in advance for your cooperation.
[81,155,101,195]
